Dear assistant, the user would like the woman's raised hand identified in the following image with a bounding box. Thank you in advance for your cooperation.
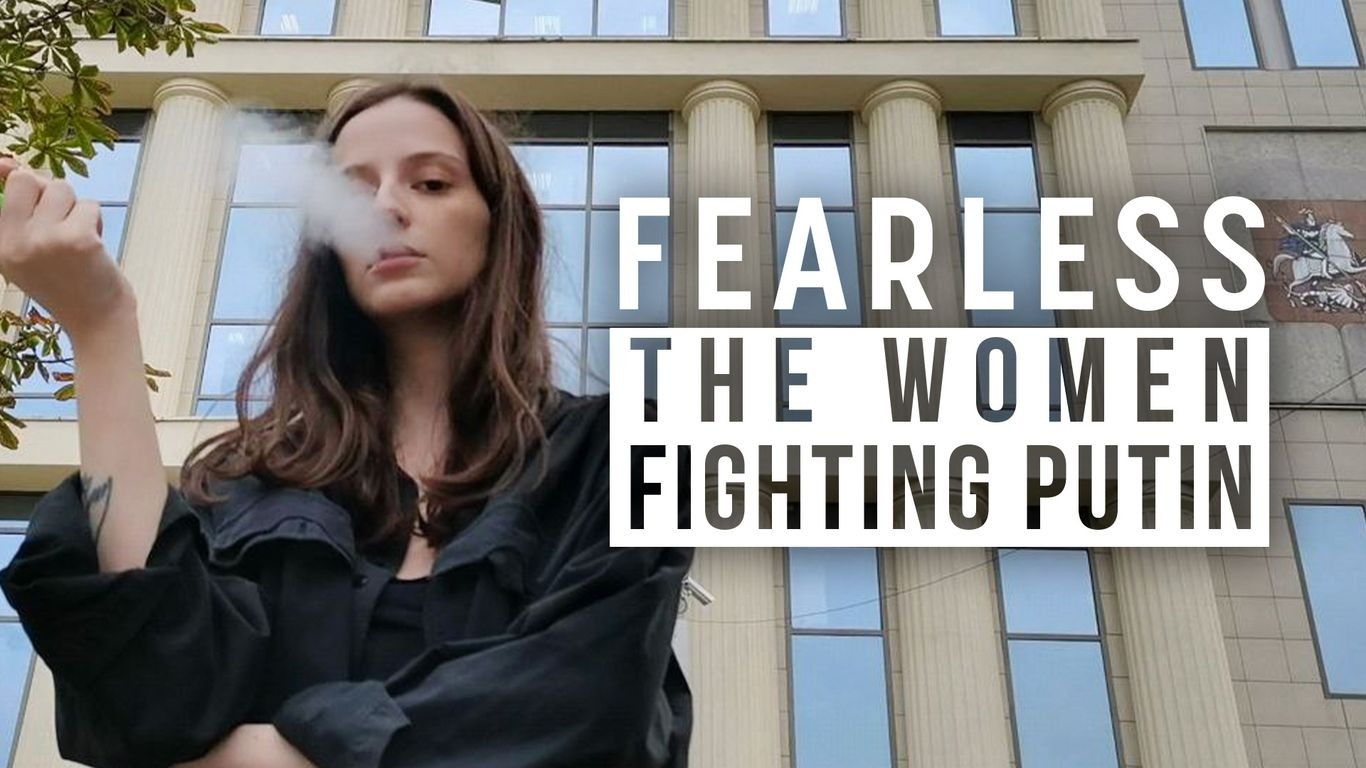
[0,156,134,340]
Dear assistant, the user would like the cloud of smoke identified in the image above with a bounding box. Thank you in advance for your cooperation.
[219,108,401,265]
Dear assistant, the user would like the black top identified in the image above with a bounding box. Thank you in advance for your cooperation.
[359,575,430,681]
[0,392,695,768]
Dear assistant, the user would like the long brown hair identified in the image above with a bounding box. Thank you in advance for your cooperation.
[181,81,557,555]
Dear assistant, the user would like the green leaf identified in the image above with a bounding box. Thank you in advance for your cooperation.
[0,421,18,450]
[53,383,75,401]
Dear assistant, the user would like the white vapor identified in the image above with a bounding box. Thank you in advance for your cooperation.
[219,107,401,266]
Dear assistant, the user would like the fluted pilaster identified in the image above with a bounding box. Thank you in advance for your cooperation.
[682,81,764,327]
[337,0,407,37]
[892,549,1013,768]
[861,81,958,327]
[688,0,750,37]
[1045,78,1245,766]
[685,549,785,768]
[327,78,383,118]
[188,0,245,32]
[118,78,230,418]
[861,0,927,37]
[1112,549,1249,768]
[1037,0,1107,37]
[1042,80,1155,328]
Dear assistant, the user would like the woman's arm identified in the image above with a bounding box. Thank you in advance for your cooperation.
[0,158,168,573]
[270,399,693,768]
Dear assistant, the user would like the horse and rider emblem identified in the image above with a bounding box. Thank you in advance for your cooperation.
[1254,201,1366,323]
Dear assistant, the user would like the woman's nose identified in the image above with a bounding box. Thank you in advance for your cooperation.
[374,183,411,228]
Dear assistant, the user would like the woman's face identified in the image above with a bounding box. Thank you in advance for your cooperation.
[330,97,492,324]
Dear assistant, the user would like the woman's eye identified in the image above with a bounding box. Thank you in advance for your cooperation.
[418,179,452,192]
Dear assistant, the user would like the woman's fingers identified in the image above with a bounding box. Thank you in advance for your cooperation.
[0,167,43,219]
[31,177,75,228]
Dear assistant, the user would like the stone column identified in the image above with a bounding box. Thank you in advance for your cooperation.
[860,81,958,327]
[1037,0,1106,38]
[684,549,785,768]
[1111,550,1249,767]
[891,549,1013,768]
[687,0,749,37]
[681,80,765,327]
[1043,79,1249,768]
[861,0,927,38]
[327,78,383,119]
[117,78,230,419]
[337,0,407,37]
[1042,80,1157,329]
[189,0,246,33]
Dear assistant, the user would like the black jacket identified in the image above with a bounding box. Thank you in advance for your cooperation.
[0,392,693,768]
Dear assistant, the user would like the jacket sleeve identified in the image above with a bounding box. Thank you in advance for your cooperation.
[0,471,272,768]
[271,402,694,768]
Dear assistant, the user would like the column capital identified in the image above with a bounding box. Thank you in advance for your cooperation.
[1041,79,1129,124]
[860,80,942,123]
[682,80,761,124]
[327,78,383,117]
[152,77,229,110]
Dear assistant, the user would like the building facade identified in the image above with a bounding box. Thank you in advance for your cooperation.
[1,0,1366,765]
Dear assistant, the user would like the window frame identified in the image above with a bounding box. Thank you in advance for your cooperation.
[993,547,1125,768]
[763,0,847,38]
[424,0,675,39]
[935,0,1020,37]
[0,517,36,768]
[505,111,674,395]
[257,0,340,36]
[1177,0,1265,69]
[195,111,322,418]
[782,539,897,768]
[1273,0,1364,69]
[766,112,865,329]
[946,113,1056,330]
[1284,497,1366,699]
[14,110,150,420]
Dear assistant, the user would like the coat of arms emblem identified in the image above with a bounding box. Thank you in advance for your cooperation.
[1254,201,1366,323]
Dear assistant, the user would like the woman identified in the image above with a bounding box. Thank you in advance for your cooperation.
[0,82,693,768]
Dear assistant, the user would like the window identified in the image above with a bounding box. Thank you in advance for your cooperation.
[259,0,336,34]
[767,0,843,36]
[427,0,669,37]
[997,549,1121,768]
[786,547,893,768]
[769,114,862,327]
[1178,0,1260,67]
[197,113,320,418]
[14,112,148,419]
[0,500,38,768]
[1287,503,1366,695]
[937,0,1017,36]
[949,113,1051,329]
[508,113,671,395]
[1279,0,1361,67]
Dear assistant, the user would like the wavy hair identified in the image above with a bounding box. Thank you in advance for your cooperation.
[181,81,556,555]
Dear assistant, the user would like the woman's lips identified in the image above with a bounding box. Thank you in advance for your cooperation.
[370,248,424,274]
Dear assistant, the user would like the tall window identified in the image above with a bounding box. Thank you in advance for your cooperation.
[949,113,1051,329]
[769,114,861,327]
[1287,503,1366,695]
[259,0,336,34]
[1279,0,1361,67]
[427,0,669,37]
[767,0,843,36]
[14,112,148,419]
[1178,0,1260,67]
[508,112,671,395]
[937,0,1017,35]
[197,113,320,418]
[997,548,1121,768]
[786,547,894,768]
[0,496,38,768]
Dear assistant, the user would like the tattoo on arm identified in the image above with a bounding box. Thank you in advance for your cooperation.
[80,472,114,545]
